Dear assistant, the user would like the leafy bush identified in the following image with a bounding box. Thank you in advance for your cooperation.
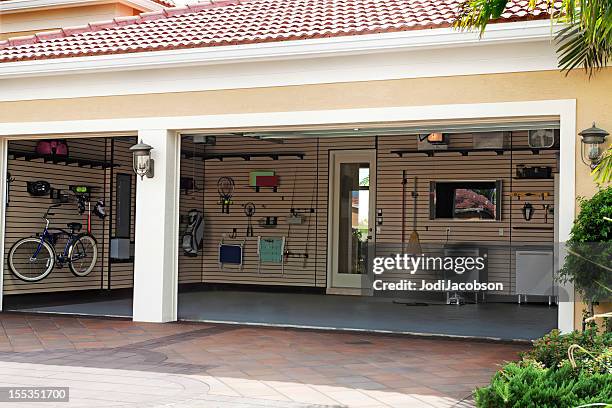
[521,327,612,369]
[475,361,612,408]
[558,186,612,310]
[581,346,612,375]
[476,328,612,407]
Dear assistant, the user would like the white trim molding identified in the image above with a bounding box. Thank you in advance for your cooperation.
[0,139,7,312]
[0,99,577,332]
[0,20,560,79]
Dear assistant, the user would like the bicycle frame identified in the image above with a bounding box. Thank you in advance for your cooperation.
[31,205,78,266]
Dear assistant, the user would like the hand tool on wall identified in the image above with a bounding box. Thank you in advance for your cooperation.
[244,202,256,237]
[407,176,422,255]
[6,173,14,207]
[401,170,407,252]
[543,204,552,223]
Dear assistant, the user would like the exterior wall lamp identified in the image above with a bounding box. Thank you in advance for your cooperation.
[579,123,609,169]
[130,140,154,179]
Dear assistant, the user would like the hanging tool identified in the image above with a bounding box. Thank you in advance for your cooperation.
[284,164,311,261]
[86,200,92,233]
[401,170,407,252]
[543,204,552,223]
[407,176,422,255]
[244,202,256,237]
[5,173,14,207]
[217,176,235,214]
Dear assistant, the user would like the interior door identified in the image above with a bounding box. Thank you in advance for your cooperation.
[329,150,376,290]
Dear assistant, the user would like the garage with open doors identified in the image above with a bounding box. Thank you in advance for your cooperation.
[2,135,136,317]
[176,123,563,341]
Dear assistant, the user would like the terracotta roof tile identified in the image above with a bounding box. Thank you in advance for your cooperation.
[0,0,551,63]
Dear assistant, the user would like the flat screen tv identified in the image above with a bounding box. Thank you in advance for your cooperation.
[430,180,502,221]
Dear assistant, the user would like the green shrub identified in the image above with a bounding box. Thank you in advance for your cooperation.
[475,361,612,408]
[522,328,612,369]
[558,186,612,312]
[476,329,612,407]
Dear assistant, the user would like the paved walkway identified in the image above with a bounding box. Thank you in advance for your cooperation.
[0,313,528,407]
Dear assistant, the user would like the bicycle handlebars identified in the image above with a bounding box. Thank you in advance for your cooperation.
[43,203,62,220]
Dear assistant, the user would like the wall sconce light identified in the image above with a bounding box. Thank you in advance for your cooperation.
[579,123,609,169]
[130,140,154,180]
[426,132,447,145]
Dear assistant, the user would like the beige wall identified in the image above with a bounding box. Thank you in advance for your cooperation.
[0,3,138,39]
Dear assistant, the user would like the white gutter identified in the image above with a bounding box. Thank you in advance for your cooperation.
[0,0,165,13]
[0,20,559,79]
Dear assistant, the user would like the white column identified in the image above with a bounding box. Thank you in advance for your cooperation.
[132,129,180,322]
[557,102,577,333]
[0,138,7,311]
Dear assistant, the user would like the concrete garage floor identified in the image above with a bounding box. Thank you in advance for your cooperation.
[5,289,557,341]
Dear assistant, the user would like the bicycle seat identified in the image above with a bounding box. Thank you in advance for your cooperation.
[67,222,82,232]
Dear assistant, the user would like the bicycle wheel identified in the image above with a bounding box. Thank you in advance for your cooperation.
[68,233,98,277]
[8,237,55,282]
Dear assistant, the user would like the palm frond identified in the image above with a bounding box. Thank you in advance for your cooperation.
[592,147,612,184]
[454,0,612,76]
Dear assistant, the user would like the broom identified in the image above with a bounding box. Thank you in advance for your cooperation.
[394,174,428,307]
[407,176,422,255]
[401,170,407,252]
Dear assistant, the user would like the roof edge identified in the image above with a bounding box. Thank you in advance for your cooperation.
[0,20,562,79]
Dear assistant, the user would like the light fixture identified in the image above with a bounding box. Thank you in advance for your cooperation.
[130,140,154,180]
[522,202,534,221]
[426,132,446,145]
[579,122,609,169]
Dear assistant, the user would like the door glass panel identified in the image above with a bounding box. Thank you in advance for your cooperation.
[337,163,370,275]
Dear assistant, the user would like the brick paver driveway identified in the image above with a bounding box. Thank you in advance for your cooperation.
[0,313,528,407]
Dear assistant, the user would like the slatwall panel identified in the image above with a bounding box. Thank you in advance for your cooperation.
[177,132,556,294]
[107,138,137,289]
[178,138,206,284]
[376,132,557,294]
[3,137,136,295]
[177,136,377,287]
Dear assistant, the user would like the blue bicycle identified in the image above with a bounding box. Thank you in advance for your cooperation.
[8,204,98,282]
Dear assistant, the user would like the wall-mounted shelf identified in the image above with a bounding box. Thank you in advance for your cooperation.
[512,177,554,180]
[512,226,554,231]
[510,192,551,200]
[8,150,117,169]
[182,151,305,161]
[391,147,556,157]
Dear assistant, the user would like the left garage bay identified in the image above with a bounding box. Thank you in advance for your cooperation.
[2,136,136,317]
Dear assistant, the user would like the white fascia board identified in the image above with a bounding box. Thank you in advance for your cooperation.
[0,0,164,13]
[0,20,559,79]
[0,100,575,136]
